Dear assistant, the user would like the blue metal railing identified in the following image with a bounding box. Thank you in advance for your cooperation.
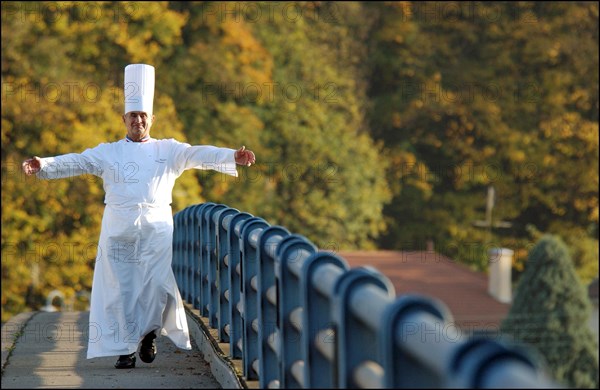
[172,203,559,388]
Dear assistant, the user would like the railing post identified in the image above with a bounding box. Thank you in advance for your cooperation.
[227,212,254,359]
[188,203,206,311]
[206,204,227,328]
[172,209,183,287]
[180,206,192,302]
[275,235,317,388]
[198,203,216,317]
[193,203,212,311]
[186,205,196,304]
[257,226,290,389]
[215,206,240,342]
[380,295,454,388]
[300,252,349,388]
[447,337,555,388]
[334,267,395,388]
[240,217,270,380]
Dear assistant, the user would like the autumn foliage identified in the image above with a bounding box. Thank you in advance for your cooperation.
[2,2,597,322]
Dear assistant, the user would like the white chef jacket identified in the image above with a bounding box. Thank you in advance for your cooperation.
[37,137,238,358]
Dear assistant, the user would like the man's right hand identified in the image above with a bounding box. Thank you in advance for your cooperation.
[22,157,42,176]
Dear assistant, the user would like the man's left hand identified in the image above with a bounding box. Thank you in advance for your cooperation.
[235,146,256,166]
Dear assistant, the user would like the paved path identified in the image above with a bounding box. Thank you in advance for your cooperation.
[1,311,221,389]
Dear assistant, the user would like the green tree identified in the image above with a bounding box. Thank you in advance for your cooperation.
[2,1,391,323]
[365,2,598,274]
[501,235,599,388]
[165,2,390,248]
[2,0,598,324]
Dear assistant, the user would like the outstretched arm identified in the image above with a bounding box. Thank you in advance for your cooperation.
[173,142,257,177]
[21,150,103,179]
[234,146,256,167]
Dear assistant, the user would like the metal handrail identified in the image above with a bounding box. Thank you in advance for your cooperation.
[173,203,559,389]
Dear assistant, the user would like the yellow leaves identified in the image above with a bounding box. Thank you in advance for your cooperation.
[482,146,497,158]
[540,112,577,138]
[219,19,274,84]
[577,121,599,145]
[509,149,527,163]
[40,131,58,150]
[392,112,402,128]
[448,224,461,239]
[413,100,424,109]
[569,88,592,111]
[111,2,186,63]
[542,154,556,166]
[548,42,561,59]
[386,150,432,197]
[574,197,597,214]
[1,118,14,146]
[590,205,599,222]
[538,114,598,161]
[222,19,253,50]
[396,1,413,19]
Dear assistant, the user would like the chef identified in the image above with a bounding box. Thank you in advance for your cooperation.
[21,63,256,369]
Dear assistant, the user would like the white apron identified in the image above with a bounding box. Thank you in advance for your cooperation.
[37,138,238,358]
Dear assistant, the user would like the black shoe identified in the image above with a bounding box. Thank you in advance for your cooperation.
[139,331,157,363]
[114,353,136,369]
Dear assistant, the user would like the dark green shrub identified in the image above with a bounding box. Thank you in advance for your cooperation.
[501,235,599,388]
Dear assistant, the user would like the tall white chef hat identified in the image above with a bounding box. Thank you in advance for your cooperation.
[124,63,155,115]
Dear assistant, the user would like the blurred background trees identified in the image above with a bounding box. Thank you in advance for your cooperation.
[2,2,597,323]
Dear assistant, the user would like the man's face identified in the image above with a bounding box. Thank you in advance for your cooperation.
[123,111,154,141]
